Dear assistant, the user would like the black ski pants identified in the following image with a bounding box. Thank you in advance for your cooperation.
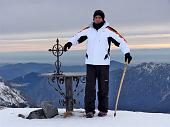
[84,64,109,114]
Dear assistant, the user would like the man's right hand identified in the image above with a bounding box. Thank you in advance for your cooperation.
[63,42,72,52]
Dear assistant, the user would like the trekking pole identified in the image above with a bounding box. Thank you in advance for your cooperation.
[114,60,128,117]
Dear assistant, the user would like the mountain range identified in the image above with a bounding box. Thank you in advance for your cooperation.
[0,61,170,113]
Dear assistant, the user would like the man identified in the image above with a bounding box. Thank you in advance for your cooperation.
[63,10,132,118]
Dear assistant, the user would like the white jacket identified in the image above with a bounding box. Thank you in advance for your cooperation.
[68,22,130,65]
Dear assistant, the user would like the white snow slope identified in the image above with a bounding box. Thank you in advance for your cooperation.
[0,81,27,107]
[0,108,170,127]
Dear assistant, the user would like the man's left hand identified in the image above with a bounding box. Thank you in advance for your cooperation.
[125,53,132,64]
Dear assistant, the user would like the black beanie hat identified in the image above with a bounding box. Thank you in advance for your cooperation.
[93,10,105,20]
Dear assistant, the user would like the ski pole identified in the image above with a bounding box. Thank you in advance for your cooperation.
[114,60,128,117]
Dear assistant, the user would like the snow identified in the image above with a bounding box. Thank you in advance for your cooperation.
[40,72,86,77]
[0,82,26,106]
[160,90,170,102]
[136,62,168,74]
[1,108,170,127]
[141,62,157,74]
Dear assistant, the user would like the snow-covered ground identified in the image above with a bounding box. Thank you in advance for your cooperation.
[0,108,170,127]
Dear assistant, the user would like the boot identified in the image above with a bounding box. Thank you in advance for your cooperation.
[98,111,107,117]
[86,112,94,118]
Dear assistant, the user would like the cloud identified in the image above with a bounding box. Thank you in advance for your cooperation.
[0,32,170,52]
[0,0,170,34]
[0,0,170,52]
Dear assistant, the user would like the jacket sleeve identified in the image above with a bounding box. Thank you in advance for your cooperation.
[107,27,130,54]
[68,27,89,45]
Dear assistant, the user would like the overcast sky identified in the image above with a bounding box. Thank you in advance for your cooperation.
[0,0,170,52]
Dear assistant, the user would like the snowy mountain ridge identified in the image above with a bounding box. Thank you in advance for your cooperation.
[0,78,28,107]
[133,62,170,74]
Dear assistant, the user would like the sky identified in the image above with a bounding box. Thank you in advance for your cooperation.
[0,0,170,52]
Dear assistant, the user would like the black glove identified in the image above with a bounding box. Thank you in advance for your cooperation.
[125,53,132,64]
[63,42,72,52]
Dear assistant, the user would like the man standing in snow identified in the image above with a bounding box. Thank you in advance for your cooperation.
[63,10,132,118]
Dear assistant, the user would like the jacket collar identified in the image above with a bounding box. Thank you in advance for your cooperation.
[89,21,109,31]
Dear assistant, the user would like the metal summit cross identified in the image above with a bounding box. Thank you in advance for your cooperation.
[41,38,86,117]
[48,38,63,75]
